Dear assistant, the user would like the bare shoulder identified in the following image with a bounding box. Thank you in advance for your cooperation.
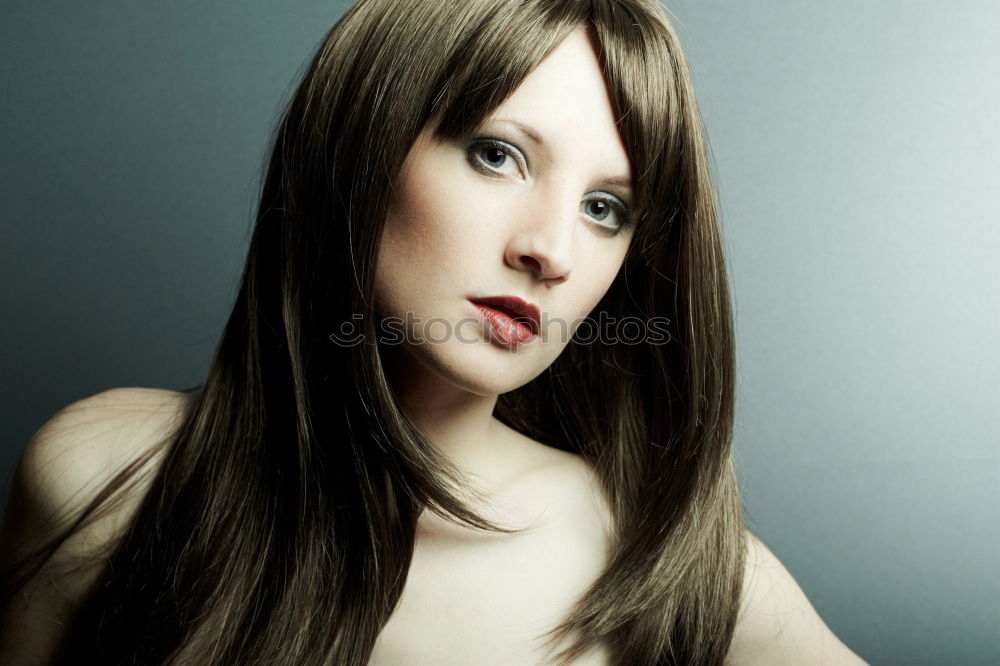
[725,529,869,665]
[5,386,189,569]
[1,387,188,665]
[14,386,187,535]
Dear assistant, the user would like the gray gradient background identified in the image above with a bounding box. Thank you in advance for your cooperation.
[2,1,997,663]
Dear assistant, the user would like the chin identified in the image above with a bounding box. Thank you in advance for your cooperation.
[401,337,556,397]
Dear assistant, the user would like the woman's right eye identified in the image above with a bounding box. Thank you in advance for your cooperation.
[466,139,526,179]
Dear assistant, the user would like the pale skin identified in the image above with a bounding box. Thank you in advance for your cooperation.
[0,29,868,666]
[372,31,633,661]
[372,28,634,495]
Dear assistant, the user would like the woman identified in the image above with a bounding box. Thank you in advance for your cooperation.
[0,0,866,664]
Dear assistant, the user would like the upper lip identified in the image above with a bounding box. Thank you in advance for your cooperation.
[469,295,541,335]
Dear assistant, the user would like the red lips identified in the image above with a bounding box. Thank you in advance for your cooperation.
[468,296,541,336]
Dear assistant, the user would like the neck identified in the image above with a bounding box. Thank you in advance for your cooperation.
[382,344,515,489]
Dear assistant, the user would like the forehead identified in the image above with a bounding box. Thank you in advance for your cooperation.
[479,29,632,181]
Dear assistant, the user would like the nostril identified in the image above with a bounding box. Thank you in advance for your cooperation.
[520,255,542,272]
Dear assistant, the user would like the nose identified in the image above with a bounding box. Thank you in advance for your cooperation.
[504,190,576,284]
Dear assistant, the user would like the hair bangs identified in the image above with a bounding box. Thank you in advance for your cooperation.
[430,1,587,141]
[428,1,694,251]
[591,1,688,227]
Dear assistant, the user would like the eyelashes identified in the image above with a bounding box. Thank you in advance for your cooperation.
[466,138,527,179]
[464,137,635,236]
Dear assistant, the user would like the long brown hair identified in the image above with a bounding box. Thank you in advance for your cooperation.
[2,0,745,663]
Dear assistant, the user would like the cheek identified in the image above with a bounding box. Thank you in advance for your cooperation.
[382,188,450,260]
[375,173,486,310]
[380,167,507,278]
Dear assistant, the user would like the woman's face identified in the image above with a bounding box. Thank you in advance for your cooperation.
[375,29,634,397]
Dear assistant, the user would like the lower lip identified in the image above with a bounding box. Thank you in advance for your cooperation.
[470,302,537,346]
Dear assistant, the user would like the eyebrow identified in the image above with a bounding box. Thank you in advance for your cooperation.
[492,117,634,193]
[496,118,545,146]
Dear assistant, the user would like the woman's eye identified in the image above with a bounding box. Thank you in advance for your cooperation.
[582,194,633,235]
[585,199,611,221]
[467,139,525,178]
[481,147,507,168]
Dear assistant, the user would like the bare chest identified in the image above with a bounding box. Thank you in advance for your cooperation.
[368,529,609,665]
[368,480,613,665]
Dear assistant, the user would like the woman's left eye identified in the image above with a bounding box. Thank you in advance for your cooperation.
[466,139,526,178]
[581,194,633,235]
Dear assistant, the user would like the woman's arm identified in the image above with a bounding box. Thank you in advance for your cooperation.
[725,530,869,665]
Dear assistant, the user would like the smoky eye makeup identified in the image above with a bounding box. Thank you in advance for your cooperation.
[582,192,635,237]
[462,129,636,236]
[464,137,528,178]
